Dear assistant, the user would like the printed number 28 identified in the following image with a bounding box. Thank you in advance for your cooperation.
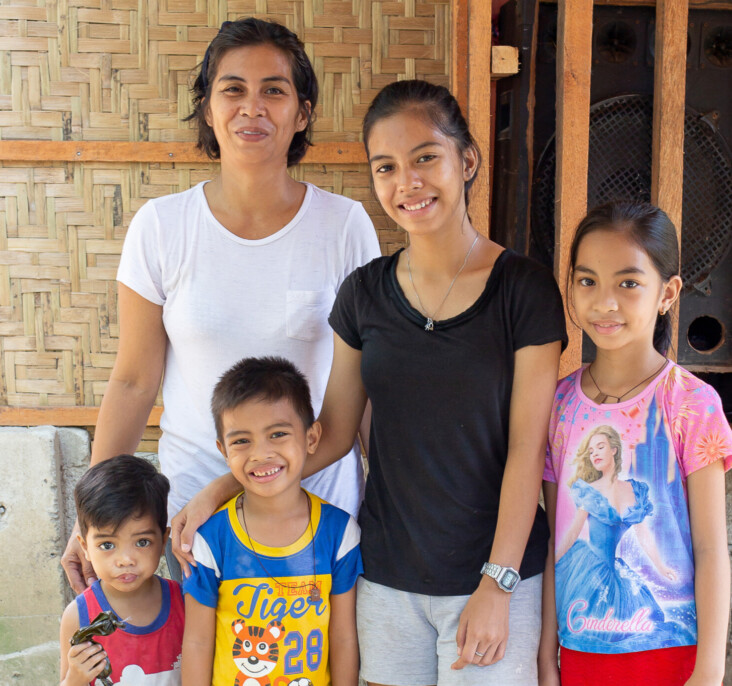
[283,629,323,674]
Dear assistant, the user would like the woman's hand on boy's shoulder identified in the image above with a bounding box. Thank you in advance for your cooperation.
[61,520,97,595]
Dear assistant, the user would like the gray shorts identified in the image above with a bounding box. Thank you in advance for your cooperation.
[356,575,542,686]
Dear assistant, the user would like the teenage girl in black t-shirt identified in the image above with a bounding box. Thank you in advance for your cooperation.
[307,81,566,685]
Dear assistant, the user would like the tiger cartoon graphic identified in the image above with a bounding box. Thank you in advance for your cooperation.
[230,619,312,686]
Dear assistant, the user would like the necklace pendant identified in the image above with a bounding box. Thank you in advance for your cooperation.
[309,586,321,603]
[424,317,434,332]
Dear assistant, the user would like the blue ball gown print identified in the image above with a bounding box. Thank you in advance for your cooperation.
[556,478,693,652]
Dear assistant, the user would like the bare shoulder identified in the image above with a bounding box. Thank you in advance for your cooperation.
[60,597,81,642]
[472,238,505,272]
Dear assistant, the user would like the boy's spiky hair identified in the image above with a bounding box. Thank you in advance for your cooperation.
[211,356,315,442]
[75,454,170,538]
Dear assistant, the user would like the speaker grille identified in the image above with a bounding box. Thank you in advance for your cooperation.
[531,94,732,289]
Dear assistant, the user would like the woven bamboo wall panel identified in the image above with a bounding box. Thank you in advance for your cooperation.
[0,160,404,411]
[0,0,450,143]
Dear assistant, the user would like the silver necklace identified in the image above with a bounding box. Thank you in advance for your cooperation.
[406,233,480,331]
[587,358,668,404]
[238,493,320,603]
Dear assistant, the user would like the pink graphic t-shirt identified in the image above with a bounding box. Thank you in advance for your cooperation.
[544,362,731,654]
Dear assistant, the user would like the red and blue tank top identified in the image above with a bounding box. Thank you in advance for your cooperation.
[75,576,183,685]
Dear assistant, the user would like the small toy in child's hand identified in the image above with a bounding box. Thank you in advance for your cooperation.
[70,611,125,686]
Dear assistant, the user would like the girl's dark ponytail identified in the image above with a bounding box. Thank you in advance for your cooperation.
[653,310,673,357]
[568,201,680,356]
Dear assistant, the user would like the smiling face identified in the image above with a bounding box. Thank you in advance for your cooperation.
[79,513,166,596]
[571,229,678,354]
[366,110,478,237]
[204,43,308,166]
[217,397,320,502]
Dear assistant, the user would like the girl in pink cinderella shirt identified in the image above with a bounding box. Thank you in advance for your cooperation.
[540,202,732,686]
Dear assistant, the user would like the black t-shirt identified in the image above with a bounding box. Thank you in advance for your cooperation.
[329,249,568,595]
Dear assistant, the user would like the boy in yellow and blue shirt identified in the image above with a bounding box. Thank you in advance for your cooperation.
[181,357,361,686]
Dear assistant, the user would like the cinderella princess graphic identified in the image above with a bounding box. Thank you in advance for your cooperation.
[555,423,694,652]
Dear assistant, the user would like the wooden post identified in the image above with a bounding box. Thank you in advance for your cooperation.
[555,0,594,377]
[651,0,688,360]
[452,0,469,117]
[466,0,493,236]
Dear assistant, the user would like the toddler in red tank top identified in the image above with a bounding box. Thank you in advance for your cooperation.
[59,454,183,686]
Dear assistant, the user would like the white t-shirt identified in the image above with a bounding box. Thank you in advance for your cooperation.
[117,181,380,520]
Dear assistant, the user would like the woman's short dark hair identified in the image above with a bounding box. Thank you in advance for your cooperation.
[569,201,681,355]
[211,356,315,442]
[75,454,170,539]
[362,79,482,207]
[186,18,318,167]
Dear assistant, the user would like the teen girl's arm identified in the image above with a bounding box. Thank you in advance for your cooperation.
[304,334,367,478]
[328,586,359,686]
[452,340,562,670]
[684,459,729,686]
[171,471,241,576]
[59,600,107,686]
[61,285,166,594]
[172,333,367,573]
[538,481,560,686]
[182,595,216,686]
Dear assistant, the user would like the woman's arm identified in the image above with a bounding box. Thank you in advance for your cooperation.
[90,284,167,462]
[182,595,217,686]
[684,459,729,686]
[303,334,367,478]
[61,284,167,594]
[452,340,562,670]
[538,481,560,686]
[328,587,359,686]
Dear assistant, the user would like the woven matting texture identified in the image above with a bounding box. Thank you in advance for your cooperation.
[1,1,452,432]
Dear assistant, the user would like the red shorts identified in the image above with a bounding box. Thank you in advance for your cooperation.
[560,645,697,686]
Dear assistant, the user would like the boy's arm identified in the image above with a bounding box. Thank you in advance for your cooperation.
[59,601,107,686]
[182,594,216,686]
[328,586,359,686]
[538,481,560,686]
[685,459,729,686]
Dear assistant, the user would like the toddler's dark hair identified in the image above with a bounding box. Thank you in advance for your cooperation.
[212,356,315,442]
[569,201,680,355]
[185,17,318,166]
[362,79,482,206]
[75,454,169,539]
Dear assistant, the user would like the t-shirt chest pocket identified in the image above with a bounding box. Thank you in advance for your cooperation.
[286,289,333,342]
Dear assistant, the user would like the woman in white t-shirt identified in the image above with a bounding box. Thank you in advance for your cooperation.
[61,18,380,593]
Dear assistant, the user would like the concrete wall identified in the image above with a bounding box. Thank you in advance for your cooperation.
[0,428,164,685]
[0,427,730,684]
[0,427,88,684]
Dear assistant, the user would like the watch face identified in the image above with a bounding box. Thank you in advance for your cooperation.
[499,569,519,590]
